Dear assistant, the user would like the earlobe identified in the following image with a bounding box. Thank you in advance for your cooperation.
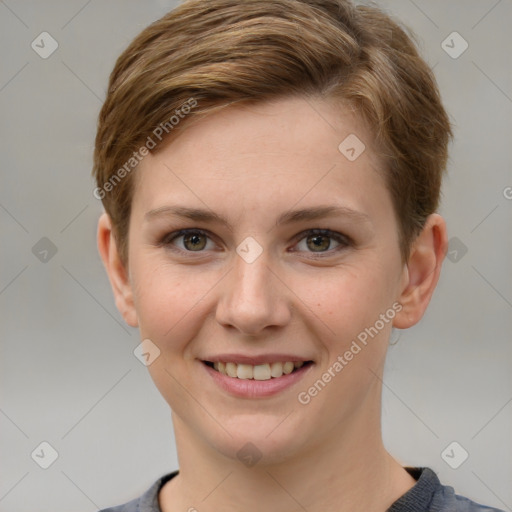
[97,213,139,328]
[393,214,448,329]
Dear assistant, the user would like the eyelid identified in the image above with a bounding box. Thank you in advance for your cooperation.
[291,228,352,246]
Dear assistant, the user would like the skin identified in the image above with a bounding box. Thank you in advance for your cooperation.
[97,95,448,512]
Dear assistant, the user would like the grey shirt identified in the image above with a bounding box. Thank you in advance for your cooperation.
[99,467,506,512]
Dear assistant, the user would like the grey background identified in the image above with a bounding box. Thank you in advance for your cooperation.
[1,0,511,511]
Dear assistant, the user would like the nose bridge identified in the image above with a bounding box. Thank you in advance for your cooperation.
[234,250,272,301]
[216,245,289,335]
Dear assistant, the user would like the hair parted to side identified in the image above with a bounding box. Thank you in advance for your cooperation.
[93,0,453,267]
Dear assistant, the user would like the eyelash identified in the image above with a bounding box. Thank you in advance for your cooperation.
[159,228,352,258]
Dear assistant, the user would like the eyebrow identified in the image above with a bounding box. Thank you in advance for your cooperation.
[144,204,372,230]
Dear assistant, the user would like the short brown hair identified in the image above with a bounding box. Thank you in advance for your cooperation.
[92,0,453,266]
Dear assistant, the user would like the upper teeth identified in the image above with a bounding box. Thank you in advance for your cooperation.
[212,361,304,380]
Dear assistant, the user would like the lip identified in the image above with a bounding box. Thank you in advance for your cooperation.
[201,359,314,398]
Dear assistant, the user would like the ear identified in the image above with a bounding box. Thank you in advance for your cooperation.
[97,213,139,328]
[393,213,448,329]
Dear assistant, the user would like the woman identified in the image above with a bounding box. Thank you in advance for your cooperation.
[93,1,504,510]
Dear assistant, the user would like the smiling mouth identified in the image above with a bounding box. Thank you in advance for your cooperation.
[203,360,313,380]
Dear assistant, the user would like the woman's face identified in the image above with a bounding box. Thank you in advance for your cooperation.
[122,96,409,463]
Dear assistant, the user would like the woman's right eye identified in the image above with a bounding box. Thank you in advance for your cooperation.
[162,229,215,252]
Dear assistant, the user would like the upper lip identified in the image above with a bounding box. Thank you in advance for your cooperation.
[201,354,313,365]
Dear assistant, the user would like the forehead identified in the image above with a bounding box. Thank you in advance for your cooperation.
[132,95,390,223]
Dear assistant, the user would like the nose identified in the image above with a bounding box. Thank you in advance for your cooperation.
[215,250,291,337]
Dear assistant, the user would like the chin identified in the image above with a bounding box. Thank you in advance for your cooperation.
[197,412,316,467]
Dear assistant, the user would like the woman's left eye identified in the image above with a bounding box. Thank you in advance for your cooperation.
[293,229,351,255]
[160,228,351,255]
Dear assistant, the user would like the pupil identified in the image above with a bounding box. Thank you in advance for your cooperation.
[309,234,329,252]
[185,233,206,251]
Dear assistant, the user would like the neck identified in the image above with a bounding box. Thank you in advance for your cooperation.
[159,397,416,512]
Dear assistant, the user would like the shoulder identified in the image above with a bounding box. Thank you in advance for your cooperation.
[431,474,506,512]
[98,498,138,512]
[98,471,179,512]
[389,467,506,512]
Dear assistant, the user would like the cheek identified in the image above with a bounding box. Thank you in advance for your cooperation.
[130,259,218,345]
[311,265,393,339]
[306,269,395,397]
[131,259,182,336]
[307,269,397,400]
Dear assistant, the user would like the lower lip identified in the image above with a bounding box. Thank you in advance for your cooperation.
[202,362,313,398]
